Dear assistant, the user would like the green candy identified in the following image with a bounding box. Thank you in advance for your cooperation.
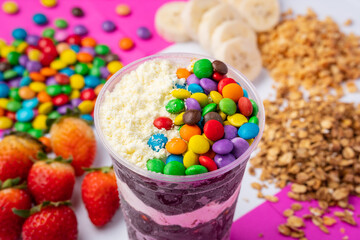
[7,51,20,65]
[219,98,236,116]
[249,116,259,125]
[12,39,23,47]
[61,85,72,95]
[75,63,89,75]
[42,28,55,38]
[202,103,217,117]
[93,57,106,67]
[164,161,186,176]
[146,159,165,173]
[185,165,208,175]
[23,70,29,77]
[100,79,106,84]
[27,128,43,139]
[165,99,185,114]
[48,111,61,119]
[193,59,213,79]
[9,88,21,101]
[15,122,32,132]
[89,67,101,77]
[6,100,21,112]
[250,99,258,117]
[95,45,110,55]
[46,85,62,96]
[54,18,68,29]
[4,70,18,79]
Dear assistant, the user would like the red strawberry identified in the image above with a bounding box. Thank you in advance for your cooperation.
[14,201,78,240]
[0,132,44,181]
[81,167,120,227]
[28,153,75,204]
[0,178,32,240]
[50,116,96,176]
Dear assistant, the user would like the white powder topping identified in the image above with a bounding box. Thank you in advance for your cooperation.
[99,60,185,169]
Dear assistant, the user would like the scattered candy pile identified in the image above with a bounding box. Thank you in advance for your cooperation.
[146,59,260,176]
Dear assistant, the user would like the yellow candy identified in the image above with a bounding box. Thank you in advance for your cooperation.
[191,93,208,108]
[70,90,80,99]
[188,135,210,154]
[174,112,184,126]
[59,49,77,65]
[29,82,46,92]
[78,100,94,114]
[227,113,248,127]
[17,42,28,53]
[219,111,227,120]
[40,0,57,7]
[0,98,9,109]
[0,116,13,129]
[223,121,231,126]
[50,59,67,70]
[202,133,214,146]
[2,1,19,14]
[107,61,123,74]
[171,89,191,100]
[247,138,254,145]
[32,115,48,130]
[28,49,41,61]
[38,102,53,115]
[70,74,85,90]
[0,39,6,48]
[210,91,223,104]
[1,45,15,58]
[183,150,199,168]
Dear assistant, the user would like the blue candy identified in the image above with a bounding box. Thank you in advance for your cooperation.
[60,68,75,76]
[70,44,80,53]
[16,108,35,122]
[166,154,184,164]
[174,83,186,89]
[13,65,26,76]
[20,77,31,87]
[33,13,48,25]
[187,83,204,94]
[0,72,4,81]
[85,76,101,88]
[238,123,259,140]
[147,133,168,152]
[22,98,39,109]
[243,88,248,98]
[12,28,27,40]
[81,114,94,121]
[0,83,10,98]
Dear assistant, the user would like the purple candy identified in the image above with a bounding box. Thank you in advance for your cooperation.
[57,104,73,114]
[19,55,29,67]
[26,61,42,72]
[185,98,201,111]
[33,109,38,117]
[224,125,238,140]
[8,77,21,88]
[55,30,68,42]
[186,74,200,85]
[74,25,88,36]
[26,35,40,46]
[200,78,218,93]
[0,129,11,138]
[46,77,57,86]
[102,20,116,32]
[212,139,234,155]
[214,153,235,168]
[100,66,110,79]
[136,26,152,40]
[231,137,250,158]
[71,98,82,107]
[80,47,96,56]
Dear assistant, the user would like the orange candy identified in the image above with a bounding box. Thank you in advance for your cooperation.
[39,136,52,153]
[165,138,187,155]
[19,86,36,100]
[37,91,52,103]
[29,72,45,82]
[77,52,93,63]
[81,37,97,47]
[94,84,104,96]
[0,108,4,117]
[119,37,134,50]
[222,83,243,102]
[40,67,57,77]
[176,68,191,79]
[179,124,201,141]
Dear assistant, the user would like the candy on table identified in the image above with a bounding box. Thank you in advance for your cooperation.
[33,13,48,25]
[2,1,18,14]
[137,27,152,40]
[40,0,57,8]
[102,20,116,33]
[71,7,84,17]
[116,4,131,16]
[55,19,68,29]
[74,25,88,36]
[119,37,134,51]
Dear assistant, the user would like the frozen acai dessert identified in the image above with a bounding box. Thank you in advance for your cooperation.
[96,54,262,240]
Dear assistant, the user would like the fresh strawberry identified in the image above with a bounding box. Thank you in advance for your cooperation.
[14,201,78,240]
[81,167,120,227]
[28,153,75,204]
[50,116,96,176]
[0,132,44,181]
[0,178,32,240]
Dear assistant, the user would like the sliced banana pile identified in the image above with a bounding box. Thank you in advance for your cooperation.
[154,0,281,81]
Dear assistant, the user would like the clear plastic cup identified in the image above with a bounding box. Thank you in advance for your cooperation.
[94,53,265,240]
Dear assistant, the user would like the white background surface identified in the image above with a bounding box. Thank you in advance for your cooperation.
[74,0,360,239]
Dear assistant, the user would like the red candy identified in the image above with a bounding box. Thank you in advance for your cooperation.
[212,72,224,82]
[153,117,173,130]
[42,46,58,57]
[80,89,96,101]
[6,111,16,121]
[55,74,70,85]
[217,78,236,94]
[199,156,218,171]
[238,97,253,117]
[40,53,56,66]
[203,120,224,141]
[66,35,81,45]
[38,38,54,49]
[52,94,69,106]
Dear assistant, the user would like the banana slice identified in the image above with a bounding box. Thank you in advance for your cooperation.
[182,0,220,40]
[198,3,241,52]
[214,37,262,81]
[155,2,190,42]
[211,19,256,53]
[238,0,280,32]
